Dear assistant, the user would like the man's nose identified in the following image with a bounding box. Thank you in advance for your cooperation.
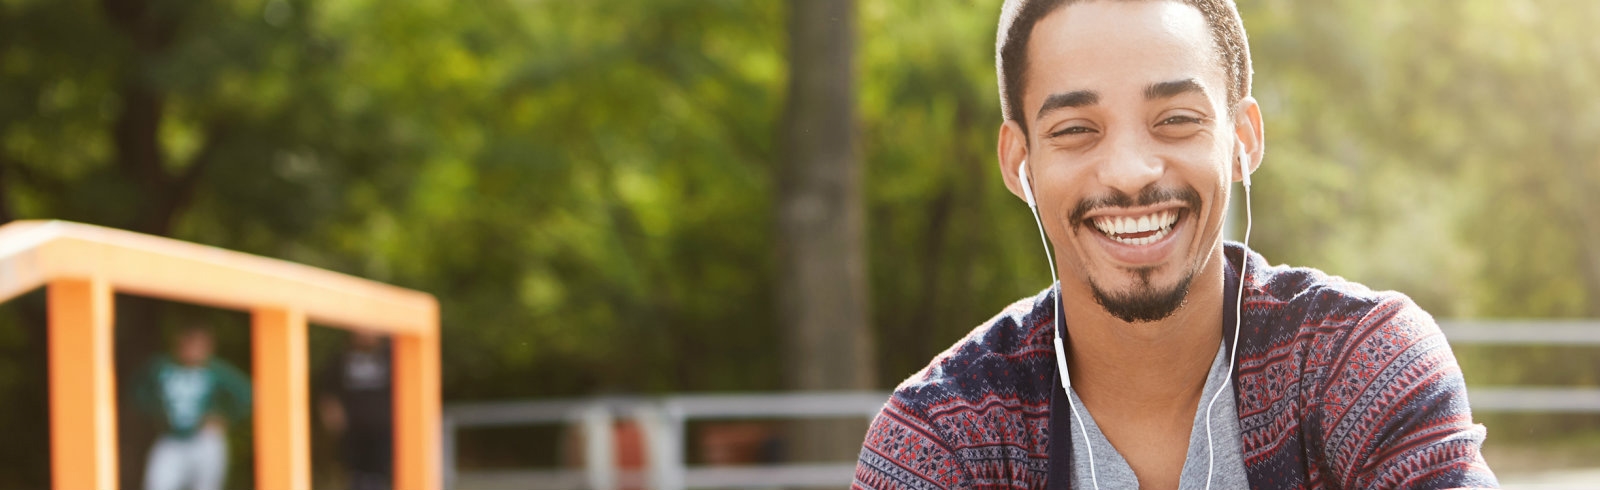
[1094,135,1164,198]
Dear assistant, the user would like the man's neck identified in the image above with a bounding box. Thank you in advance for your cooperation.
[1058,247,1228,415]
[1054,247,1230,487]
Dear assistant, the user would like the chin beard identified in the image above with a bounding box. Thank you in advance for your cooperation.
[1090,267,1195,323]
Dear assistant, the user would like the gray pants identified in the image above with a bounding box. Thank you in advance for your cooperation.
[144,428,227,490]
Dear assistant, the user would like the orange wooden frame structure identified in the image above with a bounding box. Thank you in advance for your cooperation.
[0,220,440,490]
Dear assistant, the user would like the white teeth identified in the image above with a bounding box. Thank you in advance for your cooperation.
[1092,210,1181,245]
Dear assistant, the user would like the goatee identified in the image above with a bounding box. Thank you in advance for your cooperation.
[1091,267,1194,323]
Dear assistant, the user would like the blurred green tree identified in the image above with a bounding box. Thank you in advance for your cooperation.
[2,0,792,484]
[1245,0,1600,320]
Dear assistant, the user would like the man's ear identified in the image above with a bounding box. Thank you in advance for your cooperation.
[1232,96,1265,182]
[998,120,1030,202]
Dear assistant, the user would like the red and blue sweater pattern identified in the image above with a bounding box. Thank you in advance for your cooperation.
[854,244,1498,489]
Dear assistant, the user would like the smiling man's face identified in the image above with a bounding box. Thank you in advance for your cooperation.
[1007,0,1249,323]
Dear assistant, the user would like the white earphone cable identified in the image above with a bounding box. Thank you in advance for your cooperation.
[1204,153,1252,490]
[1021,162,1100,490]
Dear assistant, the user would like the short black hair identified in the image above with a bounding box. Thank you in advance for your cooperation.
[996,0,1253,134]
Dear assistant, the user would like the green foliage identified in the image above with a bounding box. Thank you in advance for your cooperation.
[859,0,1045,387]
[1244,0,1600,319]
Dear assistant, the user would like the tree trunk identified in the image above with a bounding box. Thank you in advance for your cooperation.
[100,1,189,486]
[777,0,877,468]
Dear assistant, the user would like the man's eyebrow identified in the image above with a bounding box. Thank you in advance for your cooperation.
[1145,78,1207,100]
[1034,90,1099,122]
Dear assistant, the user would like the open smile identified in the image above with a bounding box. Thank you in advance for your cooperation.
[1082,207,1189,265]
[1091,209,1181,246]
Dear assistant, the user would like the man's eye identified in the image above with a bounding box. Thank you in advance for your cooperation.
[1159,115,1204,126]
[1048,126,1095,138]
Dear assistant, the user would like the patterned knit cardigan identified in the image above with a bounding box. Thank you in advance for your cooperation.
[853,243,1498,489]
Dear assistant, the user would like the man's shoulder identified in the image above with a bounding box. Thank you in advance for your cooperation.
[1238,247,1439,352]
[882,288,1057,433]
[1237,247,1463,436]
[1233,246,1492,488]
[860,288,1058,485]
[1255,258,1453,397]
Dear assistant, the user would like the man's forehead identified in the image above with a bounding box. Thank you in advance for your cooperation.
[1023,1,1225,107]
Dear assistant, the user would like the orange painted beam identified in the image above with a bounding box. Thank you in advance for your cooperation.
[48,277,118,490]
[0,221,437,335]
[394,328,441,490]
[253,307,312,490]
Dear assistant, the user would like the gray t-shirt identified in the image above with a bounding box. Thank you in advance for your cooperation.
[1068,344,1249,489]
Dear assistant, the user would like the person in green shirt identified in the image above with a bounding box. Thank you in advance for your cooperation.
[132,324,251,490]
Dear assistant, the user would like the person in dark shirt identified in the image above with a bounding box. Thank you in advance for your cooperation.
[318,331,393,490]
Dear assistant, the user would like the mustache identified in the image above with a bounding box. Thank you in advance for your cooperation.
[1068,184,1203,229]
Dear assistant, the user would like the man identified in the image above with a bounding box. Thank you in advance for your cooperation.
[318,331,394,490]
[133,325,252,490]
[853,1,1498,488]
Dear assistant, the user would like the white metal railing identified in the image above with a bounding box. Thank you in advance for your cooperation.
[1440,320,1600,346]
[442,320,1599,489]
[1441,320,1600,413]
[443,392,886,490]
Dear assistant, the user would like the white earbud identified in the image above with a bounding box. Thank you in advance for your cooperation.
[1238,143,1252,189]
[1018,159,1037,208]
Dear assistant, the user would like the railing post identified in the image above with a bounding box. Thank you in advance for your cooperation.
[253,307,311,490]
[441,413,456,489]
[49,277,118,490]
[637,402,685,490]
[395,328,441,490]
[582,403,617,490]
